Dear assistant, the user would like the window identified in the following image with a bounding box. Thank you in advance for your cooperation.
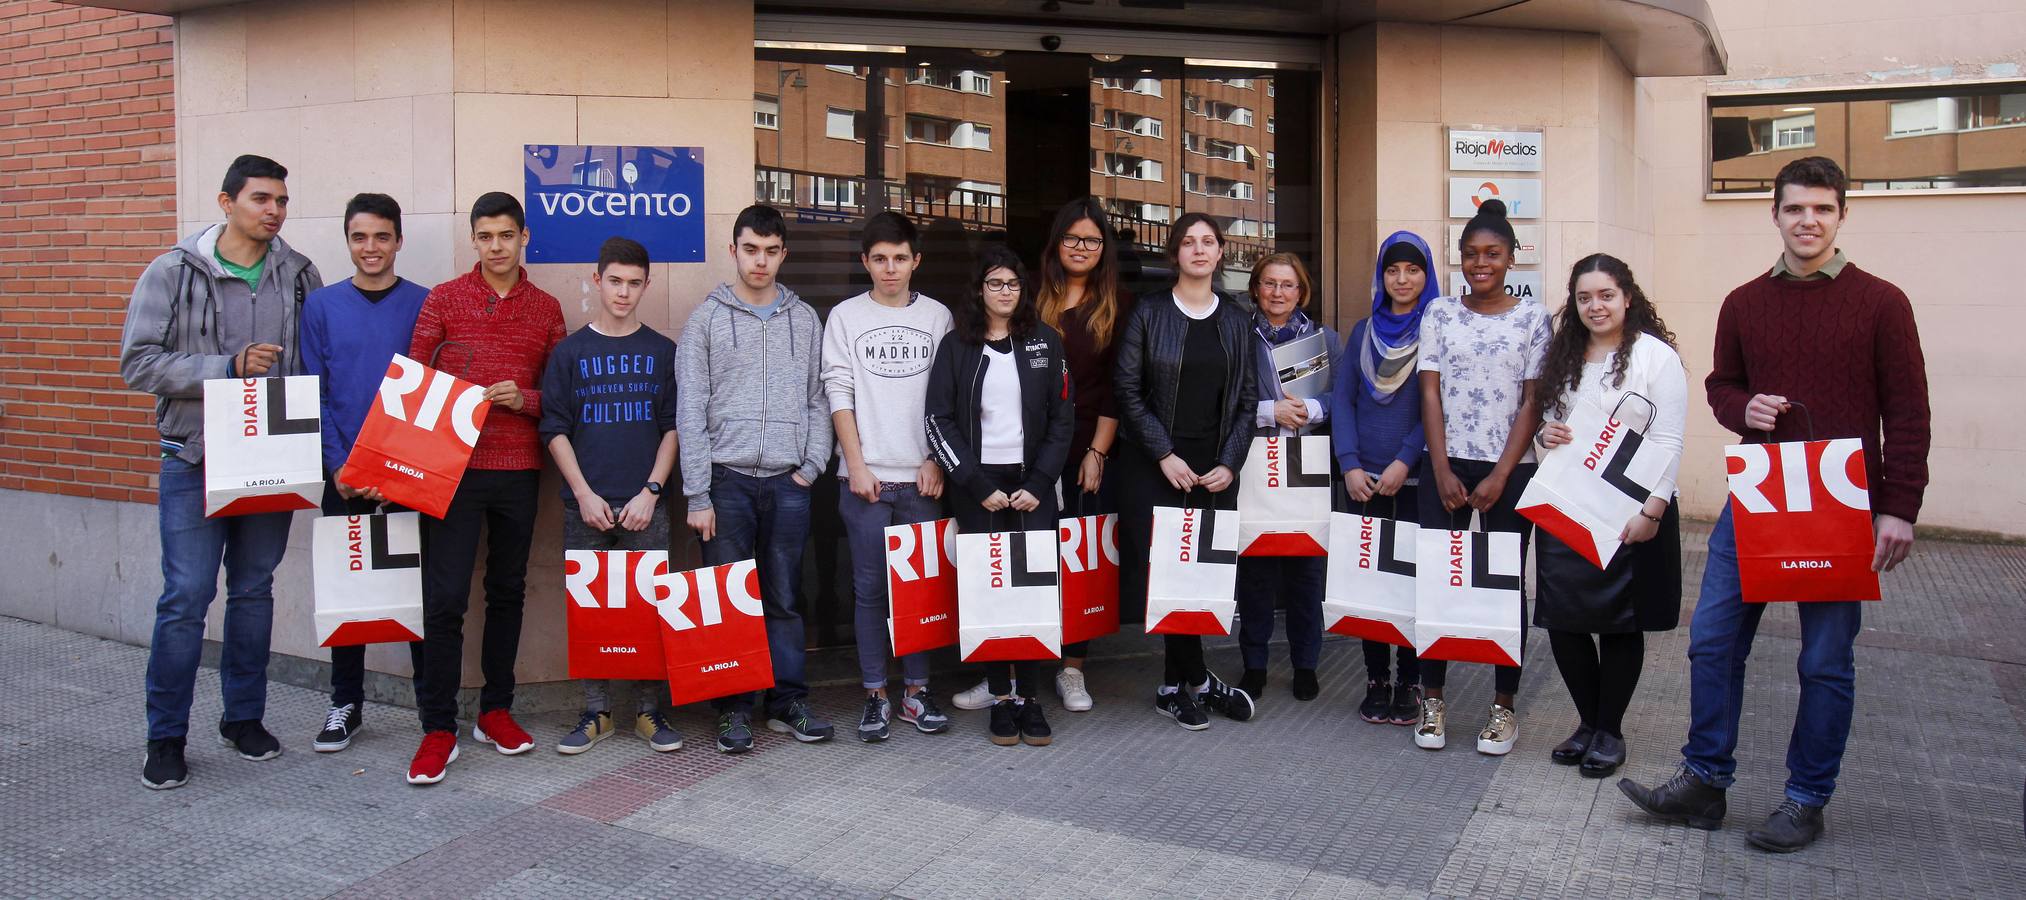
[1184,171,1203,193]
[906,68,994,96]
[1961,92,2026,129]
[1104,153,1160,181]
[906,114,954,144]
[754,96,779,130]
[1266,151,1275,170]
[1183,93,1201,114]
[1129,78,1163,97]
[755,169,793,204]
[1204,139,1246,162]
[1772,113,1815,149]
[571,159,612,188]
[1707,82,2026,194]
[958,122,992,150]
[1890,99,1950,136]
[825,64,864,77]
[957,180,1004,208]
[813,176,859,208]
[1267,81,1274,98]
[966,71,993,94]
[1267,116,1275,134]
[826,107,862,141]
[1132,116,1163,138]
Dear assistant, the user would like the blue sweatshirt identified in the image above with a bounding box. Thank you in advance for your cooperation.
[300,277,430,473]
[1329,317,1427,475]
[539,324,679,505]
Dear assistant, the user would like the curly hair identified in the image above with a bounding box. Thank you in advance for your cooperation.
[1538,253,1677,419]
[952,244,1039,344]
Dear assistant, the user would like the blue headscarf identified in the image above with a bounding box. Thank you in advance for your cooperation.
[1361,230,1438,403]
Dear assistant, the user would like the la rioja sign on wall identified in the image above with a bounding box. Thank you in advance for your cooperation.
[524,145,706,264]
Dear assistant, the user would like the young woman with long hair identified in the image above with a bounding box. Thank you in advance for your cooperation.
[1113,213,1258,730]
[1532,253,1685,777]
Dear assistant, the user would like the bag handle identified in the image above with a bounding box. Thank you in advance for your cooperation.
[1609,391,1658,435]
[1332,477,1399,520]
[1762,399,1816,442]
[429,340,478,379]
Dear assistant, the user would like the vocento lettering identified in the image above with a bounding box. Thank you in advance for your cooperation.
[1583,418,1622,470]
[536,190,693,219]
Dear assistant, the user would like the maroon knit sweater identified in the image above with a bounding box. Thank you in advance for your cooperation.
[1706,262,1931,522]
[410,265,565,471]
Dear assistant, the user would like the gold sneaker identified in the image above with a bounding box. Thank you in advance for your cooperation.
[1477,703,1518,756]
[1414,697,1446,750]
[556,711,612,755]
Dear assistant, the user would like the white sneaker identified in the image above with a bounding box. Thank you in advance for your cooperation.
[952,678,999,711]
[1055,667,1094,712]
[1414,697,1447,750]
[1476,703,1518,756]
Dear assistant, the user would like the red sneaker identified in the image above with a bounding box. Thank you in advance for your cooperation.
[406,730,459,785]
[473,709,534,755]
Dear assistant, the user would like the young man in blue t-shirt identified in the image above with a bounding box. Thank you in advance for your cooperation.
[540,237,683,755]
[299,193,430,753]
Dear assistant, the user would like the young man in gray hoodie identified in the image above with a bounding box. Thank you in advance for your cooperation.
[677,204,835,753]
[119,154,324,790]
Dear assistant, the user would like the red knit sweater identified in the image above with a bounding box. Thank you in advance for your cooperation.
[1706,262,1931,522]
[410,265,565,471]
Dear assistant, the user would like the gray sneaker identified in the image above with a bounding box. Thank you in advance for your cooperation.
[857,694,891,743]
[767,700,834,743]
[558,711,613,755]
[898,689,951,734]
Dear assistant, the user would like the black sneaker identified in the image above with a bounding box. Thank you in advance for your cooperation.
[1154,687,1210,731]
[1291,669,1319,701]
[1197,671,1255,722]
[142,737,188,790]
[1016,699,1053,746]
[1747,798,1825,853]
[716,711,755,754]
[314,703,362,753]
[1387,682,1421,726]
[988,699,1020,746]
[1237,668,1267,698]
[1618,765,1727,830]
[218,719,282,761]
[857,694,891,743]
[1359,681,1392,723]
[766,700,834,743]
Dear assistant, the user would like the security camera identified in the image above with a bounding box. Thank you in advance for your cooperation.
[1040,35,1062,52]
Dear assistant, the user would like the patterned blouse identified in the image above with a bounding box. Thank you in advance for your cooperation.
[1415,294,1552,463]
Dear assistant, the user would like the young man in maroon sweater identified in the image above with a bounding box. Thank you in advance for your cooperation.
[1620,157,1931,852]
[404,192,567,785]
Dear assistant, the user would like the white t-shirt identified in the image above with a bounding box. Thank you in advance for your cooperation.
[978,341,1025,465]
[1416,294,1552,463]
[820,291,953,481]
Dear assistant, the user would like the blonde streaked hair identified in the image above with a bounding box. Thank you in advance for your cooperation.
[1036,197,1124,350]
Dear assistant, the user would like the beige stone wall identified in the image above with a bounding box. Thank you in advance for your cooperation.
[1642,0,2026,535]
[172,0,756,686]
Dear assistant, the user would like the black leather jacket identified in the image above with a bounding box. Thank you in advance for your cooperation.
[1113,292,1257,471]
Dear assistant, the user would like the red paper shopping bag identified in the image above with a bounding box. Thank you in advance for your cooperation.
[657,558,775,706]
[1057,510,1121,645]
[335,352,490,519]
[562,550,669,680]
[885,518,960,656]
[1724,436,1880,603]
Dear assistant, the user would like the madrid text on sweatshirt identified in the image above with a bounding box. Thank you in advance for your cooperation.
[820,291,953,483]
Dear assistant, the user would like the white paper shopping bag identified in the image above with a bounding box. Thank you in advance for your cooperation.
[1412,519,1524,667]
[1323,511,1418,647]
[312,512,423,646]
[954,526,1062,662]
[1236,435,1332,556]
[201,375,323,517]
[1518,394,1671,568]
[1145,501,1239,636]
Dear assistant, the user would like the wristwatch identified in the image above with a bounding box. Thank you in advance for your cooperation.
[645,482,662,495]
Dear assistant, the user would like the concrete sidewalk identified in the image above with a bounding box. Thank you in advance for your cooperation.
[2,527,2023,898]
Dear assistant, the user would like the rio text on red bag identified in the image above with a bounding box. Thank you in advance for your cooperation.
[1724,438,1881,603]
[335,354,490,519]
[884,518,960,656]
[656,559,775,706]
[1057,512,1121,645]
[562,550,672,680]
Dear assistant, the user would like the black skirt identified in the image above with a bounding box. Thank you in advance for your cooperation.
[1533,499,1682,633]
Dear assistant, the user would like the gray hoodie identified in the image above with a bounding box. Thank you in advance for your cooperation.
[675,282,833,510]
[118,224,324,463]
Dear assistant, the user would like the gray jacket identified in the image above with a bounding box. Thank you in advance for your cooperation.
[118,224,323,463]
[675,283,833,510]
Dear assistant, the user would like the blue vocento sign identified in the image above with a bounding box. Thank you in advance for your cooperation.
[523,145,706,264]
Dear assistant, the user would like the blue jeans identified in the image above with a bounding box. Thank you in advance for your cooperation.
[146,455,294,740]
[837,480,940,691]
[1236,557,1325,671]
[703,467,812,714]
[1682,505,1863,806]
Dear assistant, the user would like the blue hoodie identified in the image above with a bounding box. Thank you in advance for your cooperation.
[300,277,430,473]
[1330,231,1435,477]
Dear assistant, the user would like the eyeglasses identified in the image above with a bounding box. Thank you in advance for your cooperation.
[1059,235,1105,251]
[983,278,1023,293]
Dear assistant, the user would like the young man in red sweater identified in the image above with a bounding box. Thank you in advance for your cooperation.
[405,192,567,785]
[1620,157,1931,852]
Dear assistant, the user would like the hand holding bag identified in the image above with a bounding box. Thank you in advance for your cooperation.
[334,345,490,519]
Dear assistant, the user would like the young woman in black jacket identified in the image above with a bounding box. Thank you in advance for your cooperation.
[924,245,1075,746]
[1112,213,1258,731]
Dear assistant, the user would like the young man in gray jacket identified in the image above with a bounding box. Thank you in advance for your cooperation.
[119,154,324,789]
[677,204,834,753]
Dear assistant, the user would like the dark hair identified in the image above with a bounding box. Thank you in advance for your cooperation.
[1773,155,1848,212]
[1460,198,1518,253]
[1538,253,1678,419]
[596,236,650,274]
[342,193,403,238]
[1036,197,1124,350]
[220,154,288,200]
[733,204,789,243]
[859,210,918,255]
[470,191,526,230]
[1165,212,1226,271]
[953,244,1038,344]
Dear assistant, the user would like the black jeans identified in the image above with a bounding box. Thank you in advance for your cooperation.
[1416,457,1535,699]
[414,469,540,733]
[319,479,413,708]
[1345,485,1422,685]
[959,464,1059,701]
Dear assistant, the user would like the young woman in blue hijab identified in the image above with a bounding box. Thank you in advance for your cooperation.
[1328,231,1436,726]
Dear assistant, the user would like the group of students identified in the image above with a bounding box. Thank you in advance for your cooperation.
[122,152,1928,855]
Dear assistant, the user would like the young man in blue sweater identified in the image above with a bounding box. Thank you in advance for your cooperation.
[299,193,431,752]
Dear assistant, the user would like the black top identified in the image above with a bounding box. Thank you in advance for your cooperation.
[537,325,680,504]
[1170,314,1227,442]
[1059,293,1135,461]
[358,282,401,303]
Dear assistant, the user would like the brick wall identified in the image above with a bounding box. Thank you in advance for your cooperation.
[0,1,174,504]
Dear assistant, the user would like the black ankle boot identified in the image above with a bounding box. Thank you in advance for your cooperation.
[1579,731,1625,778]
[1290,669,1319,701]
[1746,798,1825,853]
[1618,766,1727,830]
[1237,668,1267,699]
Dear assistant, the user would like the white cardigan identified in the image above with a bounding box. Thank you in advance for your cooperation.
[1551,332,1688,502]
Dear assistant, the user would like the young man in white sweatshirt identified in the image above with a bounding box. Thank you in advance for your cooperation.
[821,211,955,743]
